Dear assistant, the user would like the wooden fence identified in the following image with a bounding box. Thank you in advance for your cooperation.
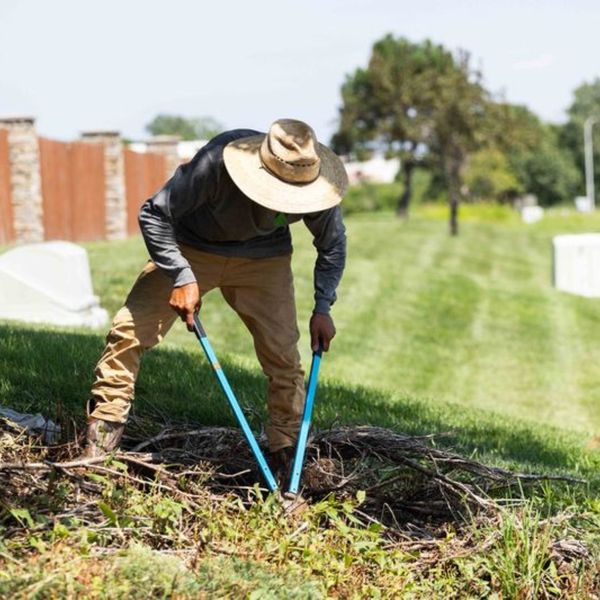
[39,138,107,241]
[124,149,168,235]
[1,136,170,244]
[0,130,15,244]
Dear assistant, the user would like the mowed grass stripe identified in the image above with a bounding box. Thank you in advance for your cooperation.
[83,211,600,436]
[487,225,594,432]
[2,207,600,439]
[483,227,560,418]
[571,295,600,426]
[434,224,494,405]
[328,215,449,389]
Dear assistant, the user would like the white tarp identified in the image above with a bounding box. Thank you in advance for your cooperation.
[0,241,108,327]
[0,406,61,444]
[553,233,600,297]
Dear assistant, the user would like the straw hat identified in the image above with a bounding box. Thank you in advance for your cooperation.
[223,119,348,214]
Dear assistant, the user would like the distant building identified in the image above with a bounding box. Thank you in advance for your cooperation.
[177,140,209,161]
[129,142,401,185]
[343,155,401,185]
[128,139,208,162]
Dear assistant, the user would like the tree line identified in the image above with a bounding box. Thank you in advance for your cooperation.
[145,34,600,235]
[331,34,600,234]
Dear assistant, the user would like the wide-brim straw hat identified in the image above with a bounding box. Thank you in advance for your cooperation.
[223,119,348,214]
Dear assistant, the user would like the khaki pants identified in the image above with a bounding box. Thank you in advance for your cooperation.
[89,246,305,451]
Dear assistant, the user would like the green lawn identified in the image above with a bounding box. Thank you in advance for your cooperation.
[2,205,600,478]
[2,204,600,597]
[85,205,600,437]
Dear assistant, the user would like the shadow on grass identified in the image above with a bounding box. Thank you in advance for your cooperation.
[1,324,598,485]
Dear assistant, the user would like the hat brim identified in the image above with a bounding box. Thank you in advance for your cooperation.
[223,134,348,214]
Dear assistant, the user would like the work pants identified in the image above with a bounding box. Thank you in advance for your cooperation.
[89,246,305,451]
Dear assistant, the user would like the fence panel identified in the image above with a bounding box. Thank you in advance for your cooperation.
[40,137,72,240]
[125,149,167,235]
[0,130,15,244]
[69,141,105,241]
[40,138,106,242]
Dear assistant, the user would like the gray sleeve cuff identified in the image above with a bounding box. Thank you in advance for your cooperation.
[173,266,197,288]
[313,299,331,315]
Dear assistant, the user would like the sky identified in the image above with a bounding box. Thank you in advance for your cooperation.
[0,0,598,143]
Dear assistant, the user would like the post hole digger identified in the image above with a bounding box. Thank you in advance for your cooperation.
[192,313,322,501]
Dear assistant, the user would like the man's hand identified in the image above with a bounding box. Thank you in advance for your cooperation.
[169,283,201,331]
[309,313,336,352]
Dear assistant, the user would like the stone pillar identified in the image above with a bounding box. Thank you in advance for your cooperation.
[0,116,44,243]
[145,135,181,177]
[81,130,126,240]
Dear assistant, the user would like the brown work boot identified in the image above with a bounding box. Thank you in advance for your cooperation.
[268,446,295,488]
[79,418,125,459]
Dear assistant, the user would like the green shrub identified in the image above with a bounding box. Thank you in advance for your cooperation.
[464,147,522,202]
[342,168,433,215]
[342,181,402,215]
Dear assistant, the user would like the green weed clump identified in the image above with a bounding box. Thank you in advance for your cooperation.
[1,543,307,599]
[1,420,599,600]
[1,479,599,598]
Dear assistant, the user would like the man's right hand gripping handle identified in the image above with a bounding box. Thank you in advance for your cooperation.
[169,282,201,331]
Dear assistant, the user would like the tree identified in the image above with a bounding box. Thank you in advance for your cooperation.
[425,50,490,235]
[332,36,490,234]
[486,102,580,205]
[145,114,224,141]
[464,147,522,202]
[511,129,580,206]
[331,36,451,217]
[560,79,600,200]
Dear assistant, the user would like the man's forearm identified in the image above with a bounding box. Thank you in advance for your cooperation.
[303,206,347,314]
[313,233,346,314]
[137,149,217,287]
[138,199,195,287]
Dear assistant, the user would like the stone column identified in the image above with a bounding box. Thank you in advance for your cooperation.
[81,130,126,240]
[145,135,181,177]
[0,116,44,243]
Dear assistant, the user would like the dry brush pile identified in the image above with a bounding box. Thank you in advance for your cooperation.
[1,414,598,597]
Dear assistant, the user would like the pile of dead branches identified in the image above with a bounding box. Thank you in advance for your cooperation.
[2,415,597,597]
[0,415,585,531]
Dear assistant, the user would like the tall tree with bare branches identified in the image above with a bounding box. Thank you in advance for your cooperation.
[332,35,489,234]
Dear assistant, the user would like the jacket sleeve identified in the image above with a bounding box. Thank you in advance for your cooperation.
[302,205,347,314]
[137,148,218,287]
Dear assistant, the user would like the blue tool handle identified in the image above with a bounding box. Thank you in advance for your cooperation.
[192,314,279,492]
[288,348,322,495]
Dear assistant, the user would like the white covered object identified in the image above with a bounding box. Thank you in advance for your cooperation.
[344,155,401,185]
[521,205,544,224]
[0,241,108,327]
[553,234,600,297]
[575,196,594,213]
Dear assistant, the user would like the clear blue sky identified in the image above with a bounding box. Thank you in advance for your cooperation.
[0,0,598,142]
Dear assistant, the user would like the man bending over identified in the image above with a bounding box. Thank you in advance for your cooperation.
[81,119,348,479]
